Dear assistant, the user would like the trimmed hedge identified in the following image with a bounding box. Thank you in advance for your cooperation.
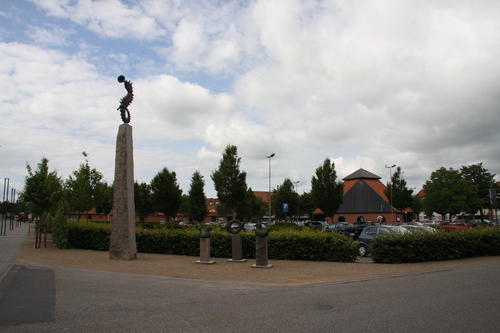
[67,221,359,262]
[370,227,500,263]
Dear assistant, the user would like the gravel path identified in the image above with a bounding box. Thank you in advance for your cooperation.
[15,225,500,286]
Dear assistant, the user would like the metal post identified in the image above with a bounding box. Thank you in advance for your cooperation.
[385,165,396,222]
[2,178,9,235]
[265,153,275,222]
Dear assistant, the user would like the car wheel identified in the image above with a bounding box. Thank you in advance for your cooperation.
[359,244,368,257]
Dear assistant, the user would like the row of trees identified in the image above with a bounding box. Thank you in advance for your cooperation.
[387,163,497,221]
[19,146,346,224]
[135,145,346,223]
[22,153,113,219]
[19,146,497,224]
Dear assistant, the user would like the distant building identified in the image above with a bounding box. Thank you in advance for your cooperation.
[313,168,407,223]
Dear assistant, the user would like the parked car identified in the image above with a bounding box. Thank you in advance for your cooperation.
[244,222,256,232]
[178,221,192,226]
[467,219,491,227]
[323,222,355,237]
[346,221,377,240]
[422,220,440,227]
[381,222,405,226]
[440,221,470,232]
[358,225,408,257]
[404,221,424,226]
[307,221,328,229]
[401,224,437,233]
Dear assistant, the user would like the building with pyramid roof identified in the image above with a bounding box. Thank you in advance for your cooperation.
[313,168,403,223]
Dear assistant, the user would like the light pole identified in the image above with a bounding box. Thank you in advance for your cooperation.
[385,164,396,222]
[293,180,300,193]
[266,153,275,220]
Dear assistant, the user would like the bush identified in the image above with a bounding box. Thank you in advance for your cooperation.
[67,221,359,262]
[52,208,69,249]
[370,227,500,263]
[68,220,111,251]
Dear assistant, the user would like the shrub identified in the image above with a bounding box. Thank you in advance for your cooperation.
[52,208,69,249]
[370,227,500,263]
[67,221,359,262]
[68,220,111,251]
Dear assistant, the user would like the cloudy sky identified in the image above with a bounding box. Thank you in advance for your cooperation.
[1,0,499,200]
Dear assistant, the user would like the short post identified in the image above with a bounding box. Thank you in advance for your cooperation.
[252,223,273,268]
[196,226,215,264]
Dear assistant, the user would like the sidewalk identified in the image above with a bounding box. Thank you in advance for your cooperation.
[0,221,29,282]
[10,223,500,286]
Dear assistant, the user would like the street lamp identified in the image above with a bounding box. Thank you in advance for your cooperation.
[293,180,300,193]
[385,164,396,222]
[266,153,275,220]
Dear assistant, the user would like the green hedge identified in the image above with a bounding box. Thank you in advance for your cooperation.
[370,227,500,263]
[67,221,358,262]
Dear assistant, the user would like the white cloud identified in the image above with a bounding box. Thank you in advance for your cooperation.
[32,0,165,40]
[1,0,500,201]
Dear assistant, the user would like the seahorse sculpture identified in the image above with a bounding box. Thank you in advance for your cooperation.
[117,75,133,123]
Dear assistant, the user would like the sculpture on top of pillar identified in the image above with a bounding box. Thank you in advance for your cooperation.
[252,222,272,268]
[196,225,216,264]
[117,75,133,123]
[225,219,247,263]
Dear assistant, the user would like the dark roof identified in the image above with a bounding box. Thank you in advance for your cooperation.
[337,179,390,213]
[343,168,381,181]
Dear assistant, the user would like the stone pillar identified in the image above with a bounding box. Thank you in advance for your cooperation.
[252,223,272,268]
[196,237,215,264]
[109,124,137,260]
[227,234,247,263]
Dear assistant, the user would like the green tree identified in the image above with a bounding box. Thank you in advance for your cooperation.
[150,167,183,222]
[215,202,232,218]
[134,182,154,222]
[298,191,315,218]
[272,178,300,220]
[188,171,208,223]
[178,194,190,218]
[65,152,104,219]
[94,181,113,216]
[238,188,267,221]
[211,144,248,219]
[384,166,414,220]
[411,195,424,221]
[460,163,497,221]
[310,158,344,223]
[22,157,63,218]
[51,207,69,249]
[423,167,482,221]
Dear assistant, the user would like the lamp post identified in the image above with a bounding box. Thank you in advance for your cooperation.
[266,153,275,220]
[293,180,300,193]
[385,164,396,222]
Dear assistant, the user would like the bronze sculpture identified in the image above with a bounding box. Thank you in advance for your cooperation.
[117,75,133,123]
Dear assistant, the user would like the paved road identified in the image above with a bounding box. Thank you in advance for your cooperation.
[1,222,500,332]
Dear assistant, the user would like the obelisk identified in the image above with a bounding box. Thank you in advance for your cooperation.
[109,75,137,260]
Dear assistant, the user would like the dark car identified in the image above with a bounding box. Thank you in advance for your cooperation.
[346,221,377,240]
[323,222,355,236]
[307,221,328,229]
[357,225,408,257]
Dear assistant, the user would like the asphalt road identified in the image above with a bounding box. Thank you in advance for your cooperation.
[1,261,499,332]
[1,222,500,332]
